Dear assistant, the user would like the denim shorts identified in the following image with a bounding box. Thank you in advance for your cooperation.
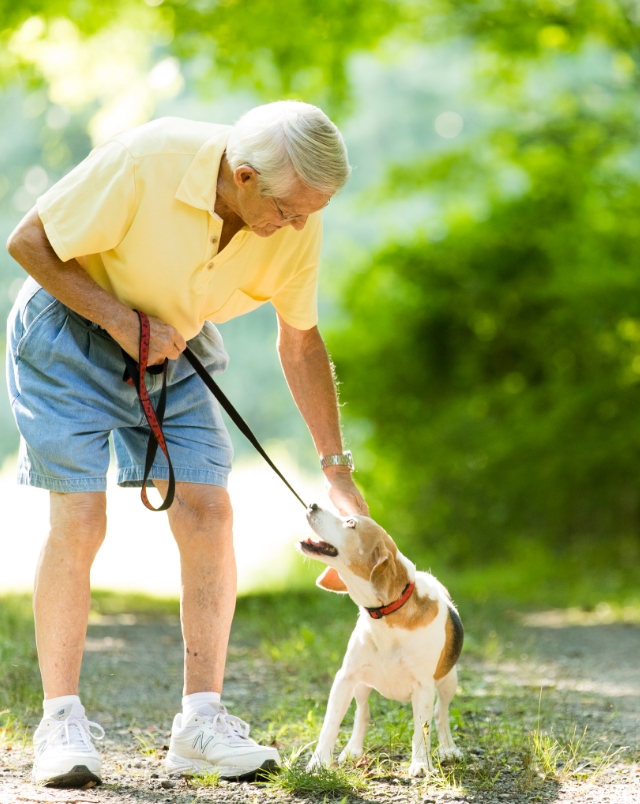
[6,278,233,492]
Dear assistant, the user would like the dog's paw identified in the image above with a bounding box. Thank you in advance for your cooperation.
[408,761,433,777]
[338,744,364,764]
[438,745,463,764]
[306,752,331,772]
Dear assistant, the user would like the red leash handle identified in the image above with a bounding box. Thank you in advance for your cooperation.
[122,311,175,511]
[122,310,307,512]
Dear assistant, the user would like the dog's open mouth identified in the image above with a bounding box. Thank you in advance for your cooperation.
[299,537,339,557]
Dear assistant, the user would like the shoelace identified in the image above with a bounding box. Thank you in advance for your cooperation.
[207,707,250,744]
[47,716,105,752]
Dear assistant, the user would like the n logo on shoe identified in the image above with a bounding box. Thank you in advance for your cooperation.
[192,732,214,753]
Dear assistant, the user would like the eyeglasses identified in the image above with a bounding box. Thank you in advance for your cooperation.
[271,195,331,222]
[238,163,329,221]
[271,195,304,222]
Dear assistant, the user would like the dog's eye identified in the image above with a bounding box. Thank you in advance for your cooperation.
[345,518,357,529]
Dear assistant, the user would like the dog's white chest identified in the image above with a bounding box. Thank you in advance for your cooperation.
[347,620,445,703]
[365,655,422,702]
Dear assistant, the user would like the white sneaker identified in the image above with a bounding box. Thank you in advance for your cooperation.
[165,703,280,781]
[32,703,104,788]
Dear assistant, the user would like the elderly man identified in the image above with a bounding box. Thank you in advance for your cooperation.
[6,101,368,788]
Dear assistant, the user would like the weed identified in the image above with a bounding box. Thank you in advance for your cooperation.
[133,731,158,757]
[427,752,467,792]
[0,712,30,750]
[263,746,367,797]
[187,769,221,788]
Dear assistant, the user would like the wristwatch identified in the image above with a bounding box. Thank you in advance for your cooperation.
[320,450,355,471]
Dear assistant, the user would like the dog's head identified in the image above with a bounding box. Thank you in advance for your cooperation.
[299,504,414,609]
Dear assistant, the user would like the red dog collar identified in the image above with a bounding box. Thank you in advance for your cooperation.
[365,582,415,620]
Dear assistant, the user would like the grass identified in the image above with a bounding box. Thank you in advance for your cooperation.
[0,594,41,744]
[187,769,221,788]
[263,747,367,797]
[0,584,636,799]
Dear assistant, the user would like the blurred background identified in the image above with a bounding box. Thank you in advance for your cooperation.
[1,0,639,604]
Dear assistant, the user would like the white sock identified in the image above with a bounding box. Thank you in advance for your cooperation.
[43,694,83,721]
[182,691,221,722]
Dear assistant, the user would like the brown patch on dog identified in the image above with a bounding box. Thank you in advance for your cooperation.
[434,606,464,679]
[342,524,398,582]
[341,522,440,629]
[386,589,439,631]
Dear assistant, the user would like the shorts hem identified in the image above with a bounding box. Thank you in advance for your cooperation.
[16,471,107,493]
[117,466,230,489]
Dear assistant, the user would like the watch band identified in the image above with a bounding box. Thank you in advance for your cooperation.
[320,450,354,471]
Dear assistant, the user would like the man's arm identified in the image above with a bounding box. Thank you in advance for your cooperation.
[7,207,185,364]
[277,313,369,516]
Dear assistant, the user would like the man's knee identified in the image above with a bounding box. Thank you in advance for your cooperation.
[169,484,233,545]
[48,492,107,558]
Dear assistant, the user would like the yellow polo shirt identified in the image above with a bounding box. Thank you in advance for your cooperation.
[37,117,322,340]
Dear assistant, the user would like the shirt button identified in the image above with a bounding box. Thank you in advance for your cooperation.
[211,236,218,243]
[207,261,214,269]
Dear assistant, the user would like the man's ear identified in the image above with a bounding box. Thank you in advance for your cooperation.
[233,164,258,189]
[316,567,348,594]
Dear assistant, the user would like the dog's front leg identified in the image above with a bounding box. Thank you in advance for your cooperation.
[339,683,371,763]
[308,669,356,771]
[409,682,436,777]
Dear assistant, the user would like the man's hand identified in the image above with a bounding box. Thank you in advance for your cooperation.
[324,466,370,517]
[108,309,187,365]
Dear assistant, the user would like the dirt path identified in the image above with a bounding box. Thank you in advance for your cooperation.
[1,610,638,804]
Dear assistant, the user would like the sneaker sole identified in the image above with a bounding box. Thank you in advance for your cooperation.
[37,765,103,789]
[223,759,280,782]
[166,754,279,782]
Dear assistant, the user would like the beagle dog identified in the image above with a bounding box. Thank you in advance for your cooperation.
[300,504,463,777]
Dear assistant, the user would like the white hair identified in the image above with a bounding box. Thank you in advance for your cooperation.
[226,100,351,197]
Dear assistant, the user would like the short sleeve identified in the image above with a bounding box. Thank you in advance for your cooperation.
[37,140,137,263]
[270,214,322,329]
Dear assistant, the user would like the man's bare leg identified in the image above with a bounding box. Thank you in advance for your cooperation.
[34,492,107,698]
[155,481,236,694]
[148,481,281,779]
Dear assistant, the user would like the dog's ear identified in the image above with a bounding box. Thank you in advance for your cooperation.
[369,549,399,603]
[316,567,348,593]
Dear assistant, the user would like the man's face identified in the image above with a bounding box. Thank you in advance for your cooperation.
[233,165,332,237]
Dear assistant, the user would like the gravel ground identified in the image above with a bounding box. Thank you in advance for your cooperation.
[0,612,638,804]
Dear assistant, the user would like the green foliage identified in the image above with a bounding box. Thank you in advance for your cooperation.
[168,0,403,110]
[331,96,640,566]
[89,589,180,617]
[0,595,40,732]
[0,0,403,113]
[420,0,640,57]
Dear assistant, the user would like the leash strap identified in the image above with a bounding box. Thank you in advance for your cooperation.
[365,581,416,619]
[123,310,307,511]
[182,347,307,508]
[122,314,175,511]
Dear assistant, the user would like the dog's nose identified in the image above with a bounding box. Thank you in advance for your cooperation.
[308,502,319,511]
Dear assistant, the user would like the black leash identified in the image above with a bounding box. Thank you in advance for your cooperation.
[123,310,308,512]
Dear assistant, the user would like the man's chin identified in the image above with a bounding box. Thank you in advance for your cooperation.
[250,224,279,237]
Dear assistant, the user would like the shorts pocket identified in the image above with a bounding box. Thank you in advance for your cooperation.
[15,293,61,360]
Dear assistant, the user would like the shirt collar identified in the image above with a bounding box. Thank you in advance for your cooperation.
[175,125,232,214]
